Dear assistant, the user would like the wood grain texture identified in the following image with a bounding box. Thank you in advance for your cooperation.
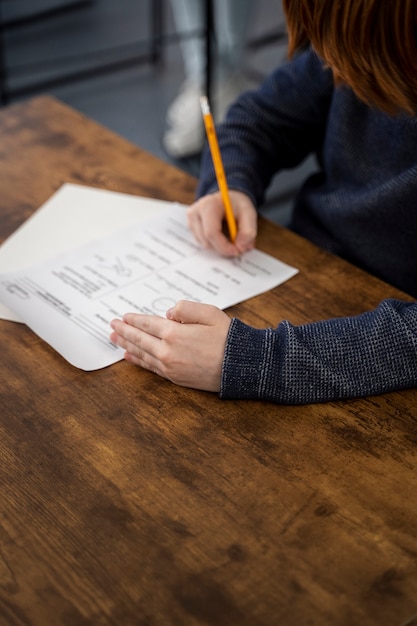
[0,96,416,626]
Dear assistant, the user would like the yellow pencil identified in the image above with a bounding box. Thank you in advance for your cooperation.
[200,96,237,243]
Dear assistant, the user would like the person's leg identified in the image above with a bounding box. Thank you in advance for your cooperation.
[163,0,206,158]
[212,0,253,121]
[214,0,252,80]
[168,0,205,86]
[164,0,254,158]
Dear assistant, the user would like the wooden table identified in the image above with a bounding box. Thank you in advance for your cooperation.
[0,96,416,626]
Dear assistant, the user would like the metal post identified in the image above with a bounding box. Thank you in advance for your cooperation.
[0,0,9,105]
[204,0,214,103]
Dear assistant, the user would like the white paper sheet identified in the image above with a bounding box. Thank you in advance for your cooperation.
[0,185,298,370]
[0,184,170,321]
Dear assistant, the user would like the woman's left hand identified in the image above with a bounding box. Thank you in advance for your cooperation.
[110,300,231,392]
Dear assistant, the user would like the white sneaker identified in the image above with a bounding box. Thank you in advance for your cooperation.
[166,80,204,127]
[162,120,205,158]
[162,74,252,159]
[163,80,205,158]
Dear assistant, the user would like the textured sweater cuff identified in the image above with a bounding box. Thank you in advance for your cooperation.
[220,318,283,400]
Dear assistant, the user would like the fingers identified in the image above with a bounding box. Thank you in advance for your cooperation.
[234,194,258,254]
[188,194,237,256]
[166,300,225,325]
[187,190,257,257]
[118,312,167,339]
[109,316,163,370]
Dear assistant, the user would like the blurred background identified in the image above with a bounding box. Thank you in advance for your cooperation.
[0,0,315,225]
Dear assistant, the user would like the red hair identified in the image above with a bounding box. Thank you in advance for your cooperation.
[283,0,417,115]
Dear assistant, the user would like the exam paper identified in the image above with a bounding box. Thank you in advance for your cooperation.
[0,194,298,371]
[0,183,170,321]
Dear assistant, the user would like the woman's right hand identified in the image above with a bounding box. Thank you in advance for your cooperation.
[187,190,258,257]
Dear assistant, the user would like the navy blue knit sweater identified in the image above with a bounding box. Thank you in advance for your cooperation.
[197,49,417,403]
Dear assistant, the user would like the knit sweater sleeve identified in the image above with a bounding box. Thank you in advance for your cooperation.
[220,299,417,404]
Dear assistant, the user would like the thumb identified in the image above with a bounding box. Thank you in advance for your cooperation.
[166,300,221,326]
[233,194,257,254]
[235,229,256,255]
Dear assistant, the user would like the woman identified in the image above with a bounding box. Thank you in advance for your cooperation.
[111,0,417,404]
